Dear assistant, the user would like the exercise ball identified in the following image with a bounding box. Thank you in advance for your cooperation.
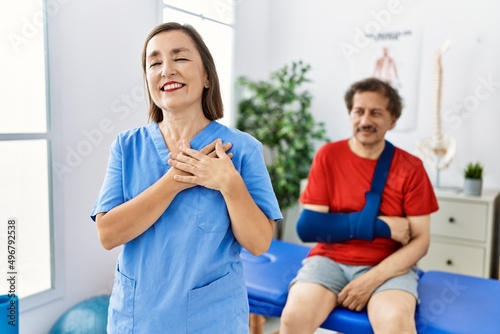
[0,294,18,334]
[49,295,110,334]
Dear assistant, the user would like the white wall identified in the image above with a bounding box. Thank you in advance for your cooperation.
[234,0,500,191]
[22,1,500,331]
[22,1,158,332]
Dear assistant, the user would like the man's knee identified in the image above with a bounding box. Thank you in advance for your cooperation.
[368,291,417,334]
[280,282,337,332]
[280,302,310,328]
[280,304,322,334]
[370,303,415,329]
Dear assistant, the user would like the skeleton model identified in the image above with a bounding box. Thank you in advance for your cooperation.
[417,40,457,187]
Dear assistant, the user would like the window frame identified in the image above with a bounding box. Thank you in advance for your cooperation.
[160,0,235,126]
[0,0,64,312]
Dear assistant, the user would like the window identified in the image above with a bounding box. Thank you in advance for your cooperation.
[0,0,53,302]
[162,0,234,126]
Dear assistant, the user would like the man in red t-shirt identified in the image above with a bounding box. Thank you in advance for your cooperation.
[278,78,438,334]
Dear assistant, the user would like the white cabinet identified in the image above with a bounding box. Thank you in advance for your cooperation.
[419,190,499,278]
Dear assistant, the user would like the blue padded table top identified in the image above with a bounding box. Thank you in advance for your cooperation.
[241,240,372,333]
[242,240,500,334]
[241,239,310,316]
[416,271,500,334]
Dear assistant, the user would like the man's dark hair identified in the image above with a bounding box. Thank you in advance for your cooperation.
[344,77,403,120]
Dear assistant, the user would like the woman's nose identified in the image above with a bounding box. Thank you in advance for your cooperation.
[161,62,174,77]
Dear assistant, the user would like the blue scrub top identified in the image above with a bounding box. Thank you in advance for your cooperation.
[91,121,282,333]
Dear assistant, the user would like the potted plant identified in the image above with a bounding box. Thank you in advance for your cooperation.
[236,61,329,239]
[463,162,483,196]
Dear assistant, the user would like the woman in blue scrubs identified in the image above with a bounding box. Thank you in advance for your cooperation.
[91,22,282,333]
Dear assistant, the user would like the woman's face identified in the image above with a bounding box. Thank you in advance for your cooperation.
[145,30,207,115]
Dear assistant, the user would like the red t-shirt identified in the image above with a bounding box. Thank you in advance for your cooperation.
[300,139,439,266]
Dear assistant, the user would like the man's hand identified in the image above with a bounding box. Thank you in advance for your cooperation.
[378,216,410,245]
[337,272,381,311]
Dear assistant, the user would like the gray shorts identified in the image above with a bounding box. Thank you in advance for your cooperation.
[290,256,419,301]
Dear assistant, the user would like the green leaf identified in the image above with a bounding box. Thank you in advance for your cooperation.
[464,162,483,179]
[236,61,330,211]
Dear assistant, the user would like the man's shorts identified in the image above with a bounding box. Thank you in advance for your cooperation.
[290,255,420,301]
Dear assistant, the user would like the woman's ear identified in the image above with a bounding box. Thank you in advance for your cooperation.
[204,73,209,88]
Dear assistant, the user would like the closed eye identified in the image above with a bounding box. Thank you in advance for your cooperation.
[351,109,364,117]
[149,62,161,68]
[175,58,189,62]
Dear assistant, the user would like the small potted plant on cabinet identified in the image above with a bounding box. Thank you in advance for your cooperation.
[463,162,483,196]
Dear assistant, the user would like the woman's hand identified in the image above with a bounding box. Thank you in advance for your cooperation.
[168,139,235,191]
[200,138,233,159]
[170,138,274,255]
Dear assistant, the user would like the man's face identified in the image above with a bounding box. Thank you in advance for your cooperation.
[349,91,396,148]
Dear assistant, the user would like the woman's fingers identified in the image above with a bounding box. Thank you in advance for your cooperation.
[199,139,217,155]
[167,139,234,188]
[199,139,232,158]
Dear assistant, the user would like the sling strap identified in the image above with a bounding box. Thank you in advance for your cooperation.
[356,140,395,240]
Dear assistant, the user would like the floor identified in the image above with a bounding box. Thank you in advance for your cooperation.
[262,317,336,334]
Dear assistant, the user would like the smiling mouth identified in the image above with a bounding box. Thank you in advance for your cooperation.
[161,83,184,91]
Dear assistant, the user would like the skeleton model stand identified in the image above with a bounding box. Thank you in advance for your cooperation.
[417,40,457,188]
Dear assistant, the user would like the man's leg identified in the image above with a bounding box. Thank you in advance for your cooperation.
[279,282,337,334]
[367,290,417,334]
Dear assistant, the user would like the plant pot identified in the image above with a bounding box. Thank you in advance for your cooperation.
[463,178,482,196]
